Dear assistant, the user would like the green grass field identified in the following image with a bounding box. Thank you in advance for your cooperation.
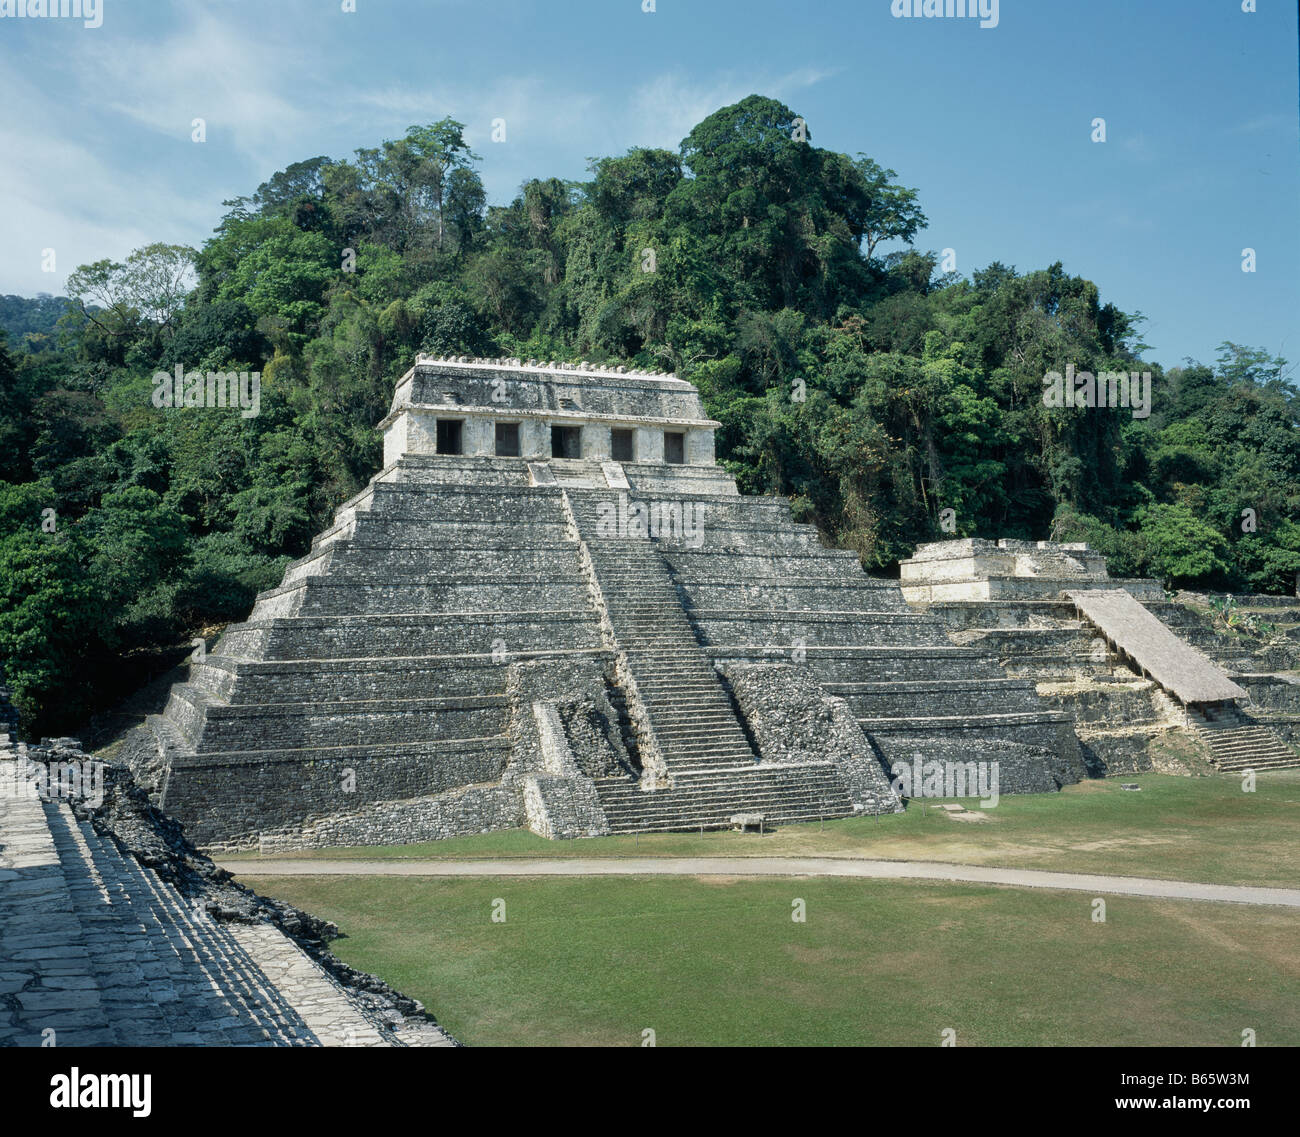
[254,873,1300,1046]
[225,770,1300,889]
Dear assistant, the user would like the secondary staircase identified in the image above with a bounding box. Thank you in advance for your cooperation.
[43,801,310,1045]
[1186,706,1300,772]
[0,762,454,1046]
[567,492,853,832]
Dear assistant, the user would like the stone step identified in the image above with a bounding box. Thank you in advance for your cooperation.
[630,776,851,797]
[597,778,846,801]
[1203,734,1294,747]
[609,624,699,634]
[1216,758,1300,771]
[857,711,1073,729]
[0,785,117,1047]
[630,675,719,688]
[662,733,765,751]
[606,611,695,620]
[1189,717,1299,771]
[637,692,728,703]
[637,693,728,705]
[663,737,759,751]
[638,681,727,693]
[660,750,757,765]
[655,730,750,745]
[43,806,274,1045]
[1208,749,1296,763]
[648,712,741,727]
[660,740,757,754]
[600,595,686,605]
[645,701,738,715]
[596,766,847,790]
[662,750,766,767]
[665,760,769,774]
[601,807,840,824]
[655,726,751,743]
[594,783,855,831]
[634,672,721,685]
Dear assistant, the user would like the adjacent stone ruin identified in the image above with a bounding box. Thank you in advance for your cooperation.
[901,538,1300,774]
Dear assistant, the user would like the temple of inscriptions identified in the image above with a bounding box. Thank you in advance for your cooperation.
[121,356,1089,849]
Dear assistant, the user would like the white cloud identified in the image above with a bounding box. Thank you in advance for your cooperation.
[350,77,604,153]
[0,66,213,295]
[628,67,840,151]
[0,0,841,294]
[74,6,314,169]
[1233,112,1294,135]
[342,65,840,201]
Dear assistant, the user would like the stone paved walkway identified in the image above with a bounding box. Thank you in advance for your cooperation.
[221,856,1300,908]
[1,768,454,1047]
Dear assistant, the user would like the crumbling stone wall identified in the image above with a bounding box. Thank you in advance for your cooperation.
[255,782,525,852]
[870,734,1084,794]
[502,658,620,838]
[717,661,901,813]
[522,774,609,839]
[161,738,510,847]
[503,657,633,780]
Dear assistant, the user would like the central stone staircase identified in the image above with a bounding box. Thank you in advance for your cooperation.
[584,537,757,773]
[569,495,853,832]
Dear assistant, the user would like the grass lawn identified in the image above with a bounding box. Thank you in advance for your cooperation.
[223,770,1300,890]
[254,873,1300,1046]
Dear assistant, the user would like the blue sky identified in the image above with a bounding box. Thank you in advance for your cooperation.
[1,0,1296,370]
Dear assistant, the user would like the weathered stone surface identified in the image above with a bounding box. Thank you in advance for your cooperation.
[0,736,454,1048]
[903,544,1300,775]
[717,662,900,814]
[900,537,1165,604]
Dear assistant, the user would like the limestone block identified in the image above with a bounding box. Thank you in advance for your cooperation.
[584,424,612,460]
[405,410,437,456]
[519,419,550,459]
[685,428,715,465]
[522,773,610,839]
[464,417,493,457]
[634,426,664,463]
[382,417,407,466]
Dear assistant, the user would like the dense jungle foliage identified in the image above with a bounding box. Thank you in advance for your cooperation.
[1,95,1296,735]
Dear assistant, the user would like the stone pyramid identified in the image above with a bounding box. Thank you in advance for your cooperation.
[121,357,1083,848]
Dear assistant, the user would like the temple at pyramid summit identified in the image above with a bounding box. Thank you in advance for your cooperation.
[122,355,1093,849]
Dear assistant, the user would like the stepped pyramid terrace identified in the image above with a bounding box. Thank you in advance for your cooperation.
[120,356,1085,848]
[901,539,1300,775]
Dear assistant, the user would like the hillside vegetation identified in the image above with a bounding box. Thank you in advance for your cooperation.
[1,95,1296,736]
